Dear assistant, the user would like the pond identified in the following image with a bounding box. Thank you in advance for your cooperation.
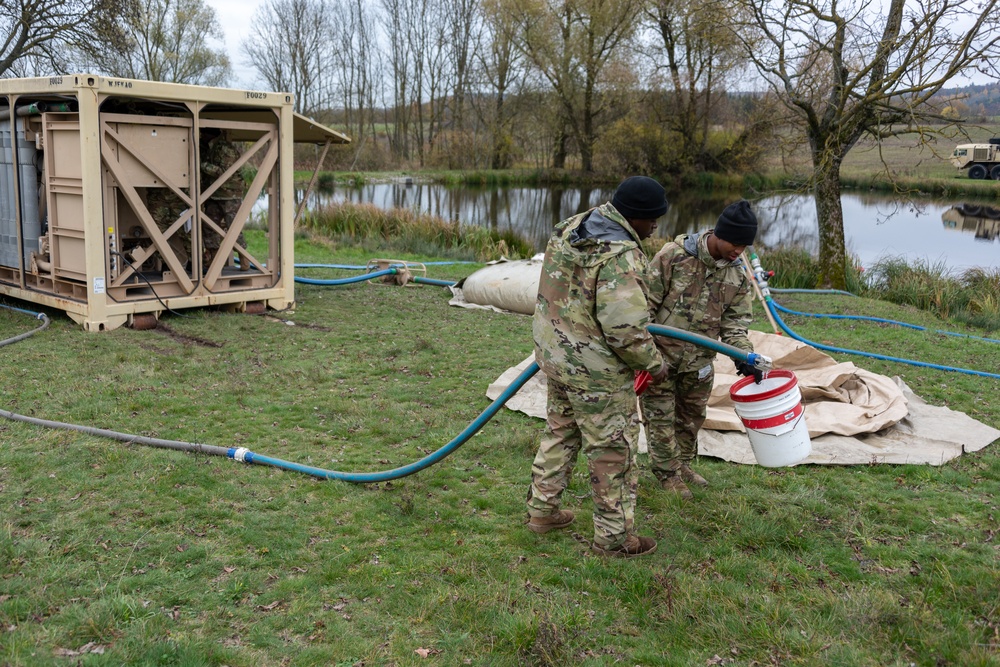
[294,181,1000,272]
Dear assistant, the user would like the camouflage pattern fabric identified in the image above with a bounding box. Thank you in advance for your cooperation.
[145,188,191,267]
[201,137,247,256]
[527,378,640,549]
[527,203,663,548]
[646,232,753,373]
[642,231,753,477]
[533,203,664,391]
[641,366,714,479]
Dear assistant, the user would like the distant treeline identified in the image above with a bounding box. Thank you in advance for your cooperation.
[938,84,1000,120]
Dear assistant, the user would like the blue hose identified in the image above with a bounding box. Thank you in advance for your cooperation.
[412,276,458,287]
[294,269,459,288]
[226,325,754,481]
[294,268,398,285]
[0,317,757,483]
[228,360,540,482]
[769,287,856,297]
[647,324,757,365]
[0,302,51,347]
[295,262,474,270]
[767,290,1000,344]
[765,298,1000,380]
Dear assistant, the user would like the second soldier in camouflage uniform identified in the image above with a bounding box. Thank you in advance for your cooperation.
[641,200,759,499]
[200,129,248,268]
[527,176,669,559]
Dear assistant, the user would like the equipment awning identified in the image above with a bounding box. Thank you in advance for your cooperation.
[292,112,351,144]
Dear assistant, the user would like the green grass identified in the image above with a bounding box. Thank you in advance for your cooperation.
[760,247,1000,331]
[299,200,535,262]
[1,231,1000,666]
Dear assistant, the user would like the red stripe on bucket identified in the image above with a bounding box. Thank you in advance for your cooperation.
[730,369,798,402]
[740,402,803,430]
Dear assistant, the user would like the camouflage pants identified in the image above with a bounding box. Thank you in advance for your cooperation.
[146,189,191,266]
[527,377,640,549]
[203,198,246,251]
[641,363,714,481]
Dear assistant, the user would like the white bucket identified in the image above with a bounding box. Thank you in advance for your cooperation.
[730,369,811,467]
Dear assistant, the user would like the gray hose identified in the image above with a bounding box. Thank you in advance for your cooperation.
[0,408,232,457]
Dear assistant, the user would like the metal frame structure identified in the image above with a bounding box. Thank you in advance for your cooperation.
[0,74,349,331]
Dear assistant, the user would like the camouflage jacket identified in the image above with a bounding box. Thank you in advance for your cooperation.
[201,139,244,201]
[533,203,665,391]
[647,232,753,372]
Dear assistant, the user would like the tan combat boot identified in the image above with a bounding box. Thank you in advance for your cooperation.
[591,534,658,558]
[679,463,708,487]
[526,510,575,534]
[660,475,693,500]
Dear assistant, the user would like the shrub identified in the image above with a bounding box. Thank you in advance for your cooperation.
[300,200,535,261]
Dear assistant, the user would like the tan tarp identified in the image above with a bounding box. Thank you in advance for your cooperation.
[487,331,1000,466]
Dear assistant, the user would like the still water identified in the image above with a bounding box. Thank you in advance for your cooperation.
[297,181,1000,272]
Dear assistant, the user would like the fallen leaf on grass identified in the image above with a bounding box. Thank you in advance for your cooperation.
[53,642,107,656]
[414,647,440,658]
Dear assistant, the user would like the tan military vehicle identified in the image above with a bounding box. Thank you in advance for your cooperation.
[949,138,1000,179]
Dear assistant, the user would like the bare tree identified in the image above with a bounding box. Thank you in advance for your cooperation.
[85,0,231,85]
[511,0,643,171]
[443,0,480,146]
[473,0,529,169]
[335,0,382,146]
[735,0,1000,288]
[646,0,744,169]
[1,0,135,77]
[380,0,417,159]
[242,0,338,115]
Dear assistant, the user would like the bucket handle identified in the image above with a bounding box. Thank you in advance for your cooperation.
[742,412,807,439]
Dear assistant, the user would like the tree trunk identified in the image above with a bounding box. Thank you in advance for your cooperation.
[813,162,848,289]
[553,131,568,169]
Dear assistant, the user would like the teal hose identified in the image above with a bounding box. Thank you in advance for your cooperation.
[0,314,755,482]
[770,299,1000,345]
[646,324,753,363]
[294,268,397,285]
[769,287,856,297]
[0,302,50,347]
[765,298,1000,379]
[224,361,541,482]
[293,269,458,288]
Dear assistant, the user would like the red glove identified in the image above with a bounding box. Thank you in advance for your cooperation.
[634,370,653,396]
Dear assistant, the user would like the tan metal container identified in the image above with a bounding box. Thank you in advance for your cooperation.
[0,74,349,331]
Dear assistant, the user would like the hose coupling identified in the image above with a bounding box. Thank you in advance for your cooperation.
[747,352,773,371]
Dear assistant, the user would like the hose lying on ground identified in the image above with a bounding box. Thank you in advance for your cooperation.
[0,320,757,482]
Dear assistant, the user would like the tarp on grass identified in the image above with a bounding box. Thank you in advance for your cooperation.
[486,331,1000,466]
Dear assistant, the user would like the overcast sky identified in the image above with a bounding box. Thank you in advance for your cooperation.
[204,0,994,92]
[204,0,262,87]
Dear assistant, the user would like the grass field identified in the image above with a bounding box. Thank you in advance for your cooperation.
[2,231,1000,666]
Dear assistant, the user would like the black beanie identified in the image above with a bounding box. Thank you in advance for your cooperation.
[611,176,669,220]
[714,200,758,246]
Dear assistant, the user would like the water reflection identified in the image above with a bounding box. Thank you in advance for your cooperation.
[299,181,735,251]
[291,182,998,271]
[942,204,1000,243]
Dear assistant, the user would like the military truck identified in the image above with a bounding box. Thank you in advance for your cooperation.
[950,138,1000,179]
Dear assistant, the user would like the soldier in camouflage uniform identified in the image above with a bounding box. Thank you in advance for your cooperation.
[200,129,248,269]
[527,176,670,559]
[146,187,191,269]
[641,200,761,499]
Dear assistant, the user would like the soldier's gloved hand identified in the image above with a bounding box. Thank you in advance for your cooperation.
[650,362,669,386]
[634,371,653,396]
[735,360,764,384]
